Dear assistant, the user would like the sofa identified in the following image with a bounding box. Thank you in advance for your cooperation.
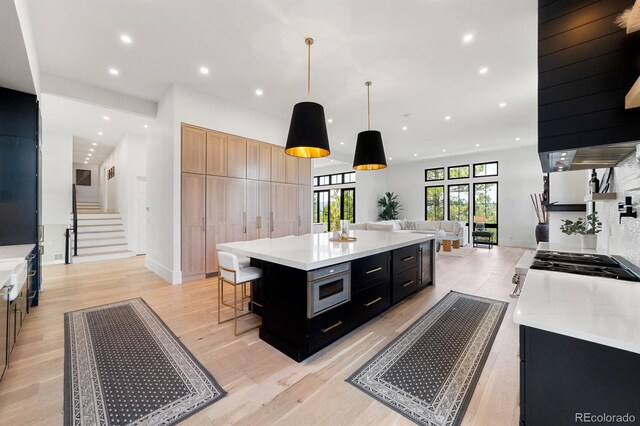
[350,219,469,246]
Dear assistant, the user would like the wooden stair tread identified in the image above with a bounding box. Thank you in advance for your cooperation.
[78,243,128,249]
[77,224,123,227]
[77,236,126,241]
[77,217,122,220]
[77,230,124,234]
[76,250,132,257]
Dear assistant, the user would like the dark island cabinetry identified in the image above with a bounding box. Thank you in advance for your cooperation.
[519,326,640,425]
[259,242,433,362]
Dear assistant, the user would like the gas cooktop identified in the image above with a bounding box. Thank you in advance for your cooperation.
[531,251,640,282]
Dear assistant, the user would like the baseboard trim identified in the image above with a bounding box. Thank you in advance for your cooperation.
[145,256,182,285]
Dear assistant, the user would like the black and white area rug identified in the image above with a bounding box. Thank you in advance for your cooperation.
[64,298,226,426]
[348,291,508,426]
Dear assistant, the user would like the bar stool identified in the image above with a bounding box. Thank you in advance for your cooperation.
[217,251,262,336]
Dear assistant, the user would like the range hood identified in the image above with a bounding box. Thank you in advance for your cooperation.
[539,142,639,173]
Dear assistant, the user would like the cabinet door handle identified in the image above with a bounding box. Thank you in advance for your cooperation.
[364,297,382,307]
[401,255,415,262]
[270,212,274,232]
[257,216,261,229]
[243,212,247,234]
[298,215,301,227]
[365,267,382,274]
[402,280,415,288]
[321,320,342,333]
[28,270,36,277]
[1,285,13,296]
[201,217,205,232]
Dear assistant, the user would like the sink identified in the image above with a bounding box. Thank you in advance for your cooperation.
[0,260,27,301]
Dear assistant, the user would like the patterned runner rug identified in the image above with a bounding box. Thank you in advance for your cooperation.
[347,291,508,426]
[64,298,225,426]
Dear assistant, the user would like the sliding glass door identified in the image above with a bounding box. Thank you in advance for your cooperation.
[473,182,498,244]
[313,188,355,232]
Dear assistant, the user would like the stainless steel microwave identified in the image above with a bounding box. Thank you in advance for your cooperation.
[307,262,351,318]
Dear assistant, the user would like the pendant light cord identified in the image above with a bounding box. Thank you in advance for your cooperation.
[365,81,372,130]
[306,38,314,100]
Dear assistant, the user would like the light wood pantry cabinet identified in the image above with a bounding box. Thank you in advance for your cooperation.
[206,176,246,274]
[271,183,299,238]
[180,123,313,280]
[206,130,227,176]
[182,126,206,174]
[181,173,206,280]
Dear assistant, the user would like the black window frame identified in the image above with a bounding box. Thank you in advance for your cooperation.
[331,174,343,185]
[425,167,445,182]
[313,187,356,231]
[447,183,470,225]
[473,181,499,245]
[473,161,499,178]
[343,171,356,184]
[447,164,470,180]
[340,188,356,223]
[424,185,445,221]
[317,175,330,186]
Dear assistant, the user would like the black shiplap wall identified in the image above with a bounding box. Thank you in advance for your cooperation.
[538,0,640,153]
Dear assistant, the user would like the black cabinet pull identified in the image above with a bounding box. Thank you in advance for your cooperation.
[365,267,382,274]
[28,270,36,277]
[401,256,415,262]
[364,297,382,307]
[321,320,342,333]
[402,280,415,288]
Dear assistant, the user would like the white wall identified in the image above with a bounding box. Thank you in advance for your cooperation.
[146,84,289,284]
[384,145,542,248]
[73,163,99,201]
[99,132,147,254]
[41,126,72,264]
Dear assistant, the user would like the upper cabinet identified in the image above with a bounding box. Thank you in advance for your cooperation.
[227,135,247,178]
[298,158,311,186]
[271,146,287,183]
[247,139,271,181]
[285,154,299,184]
[206,130,227,176]
[181,126,207,174]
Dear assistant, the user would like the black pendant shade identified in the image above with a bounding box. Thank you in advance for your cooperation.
[353,130,387,170]
[285,101,331,158]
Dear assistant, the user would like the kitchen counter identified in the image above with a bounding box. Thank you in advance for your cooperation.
[0,244,35,262]
[0,244,35,301]
[217,230,433,270]
[513,267,640,354]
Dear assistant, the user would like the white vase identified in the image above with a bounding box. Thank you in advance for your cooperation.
[581,234,597,250]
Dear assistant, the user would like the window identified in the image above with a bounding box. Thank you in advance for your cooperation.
[473,182,499,244]
[425,168,444,182]
[314,188,356,232]
[317,175,330,186]
[313,177,318,186]
[448,184,469,224]
[448,165,469,180]
[425,186,445,221]
[473,161,498,177]
[331,174,343,185]
[343,171,356,183]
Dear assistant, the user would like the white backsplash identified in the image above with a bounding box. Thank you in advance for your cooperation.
[597,154,640,267]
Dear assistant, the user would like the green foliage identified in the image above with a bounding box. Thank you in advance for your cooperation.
[449,166,469,179]
[560,212,603,235]
[378,192,402,220]
[425,186,444,221]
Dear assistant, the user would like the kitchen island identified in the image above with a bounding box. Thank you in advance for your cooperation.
[218,230,435,361]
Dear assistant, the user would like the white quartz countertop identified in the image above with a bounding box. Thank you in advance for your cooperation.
[0,244,34,300]
[513,268,640,354]
[0,244,36,261]
[217,230,433,271]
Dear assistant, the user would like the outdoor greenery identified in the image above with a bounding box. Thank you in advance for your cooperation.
[378,192,402,220]
[448,184,469,223]
[448,165,469,179]
[425,186,445,221]
[560,212,603,235]
[426,168,444,181]
[474,183,498,243]
[313,188,355,232]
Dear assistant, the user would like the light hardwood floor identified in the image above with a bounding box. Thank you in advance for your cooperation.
[0,246,529,425]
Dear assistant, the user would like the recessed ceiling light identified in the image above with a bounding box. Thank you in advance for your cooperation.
[444,116,451,121]
[479,67,489,74]
[84,161,88,164]
[143,124,148,129]
[561,152,567,156]
[255,89,263,96]
[120,34,132,44]
[476,144,480,147]
[340,141,345,145]
[499,102,507,108]
[108,68,119,76]
[413,153,418,157]
[200,67,209,75]
[103,116,110,120]
[97,132,103,136]
[329,159,334,162]
[442,149,447,152]
[402,126,408,131]
[463,33,474,43]
[327,118,333,123]
[515,137,521,141]
[92,142,98,146]
[90,148,95,152]
[389,157,392,160]
[85,158,89,161]
[88,153,92,157]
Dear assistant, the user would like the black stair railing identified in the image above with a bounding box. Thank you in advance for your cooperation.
[72,183,78,256]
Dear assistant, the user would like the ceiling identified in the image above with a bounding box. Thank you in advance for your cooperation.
[0,0,36,94]
[40,94,150,166]
[26,0,538,164]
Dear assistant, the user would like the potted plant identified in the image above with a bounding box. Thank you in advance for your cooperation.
[559,212,603,249]
[378,192,402,220]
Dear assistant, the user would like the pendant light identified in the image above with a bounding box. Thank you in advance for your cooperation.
[353,81,387,170]
[285,37,331,158]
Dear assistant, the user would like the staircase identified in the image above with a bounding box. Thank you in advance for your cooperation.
[72,201,136,263]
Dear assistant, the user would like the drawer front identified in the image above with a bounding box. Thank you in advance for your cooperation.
[392,244,419,273]
[352,252,390,291]
[392,267,418,304]
[307,303,350,352]
[352,280,391,327]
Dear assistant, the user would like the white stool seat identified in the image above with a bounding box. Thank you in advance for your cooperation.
[238,257,251,268]
[234,266,262,284]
